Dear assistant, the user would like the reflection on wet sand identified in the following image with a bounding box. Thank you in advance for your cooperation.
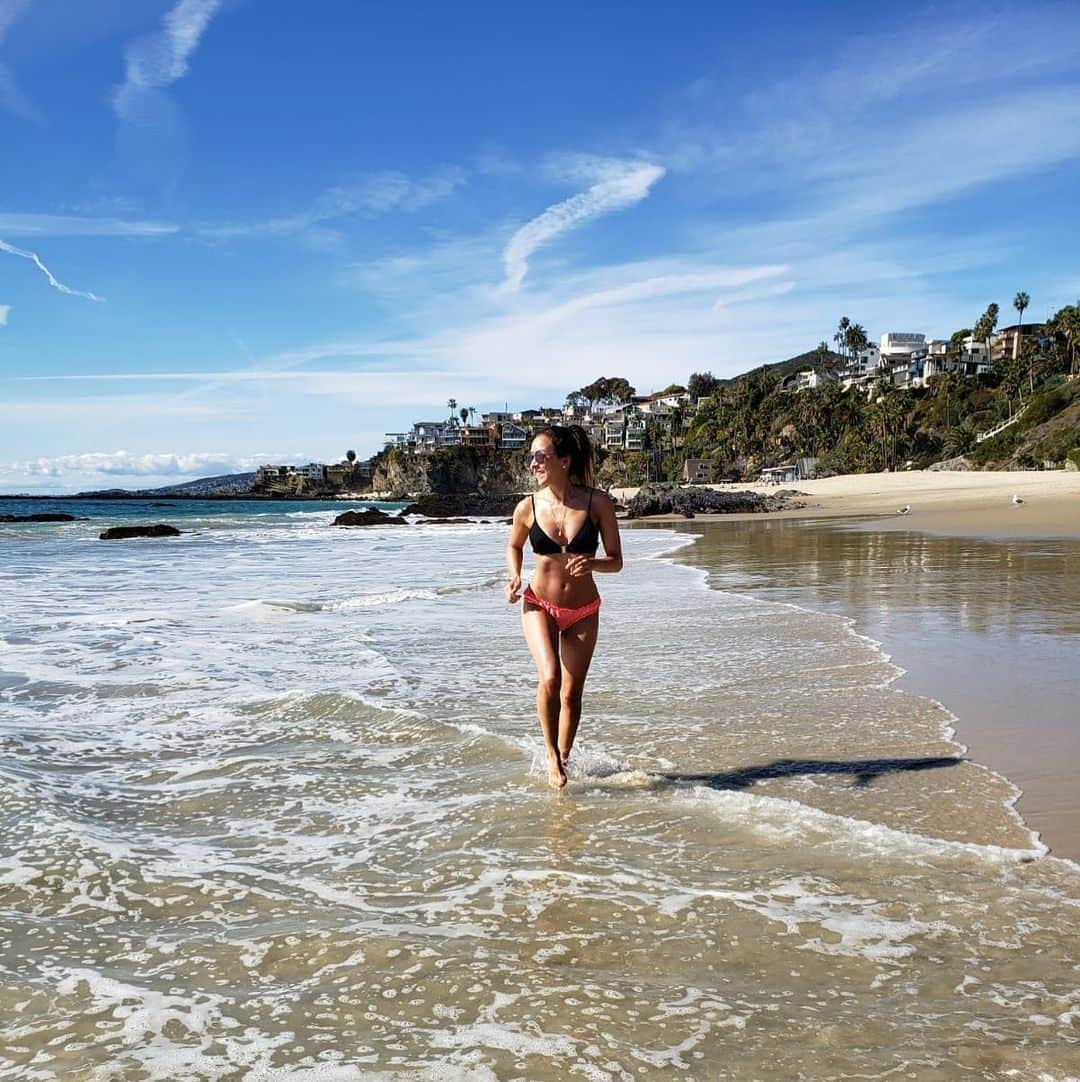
[663,516,1080,859]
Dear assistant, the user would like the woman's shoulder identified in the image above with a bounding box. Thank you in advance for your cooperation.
[512,493,535,521]
[585,486,613,510]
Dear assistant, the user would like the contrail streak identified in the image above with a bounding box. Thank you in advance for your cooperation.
[0,238,104,302]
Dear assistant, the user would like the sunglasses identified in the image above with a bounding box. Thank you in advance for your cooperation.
[524,450,557,464]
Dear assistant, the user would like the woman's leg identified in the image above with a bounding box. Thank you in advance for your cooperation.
[522,605,566,788]
[557,612,599,770]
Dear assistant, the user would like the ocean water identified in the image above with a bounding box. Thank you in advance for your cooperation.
[1,504,1077,1079]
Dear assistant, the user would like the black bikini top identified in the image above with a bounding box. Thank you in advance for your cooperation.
[529,490,599,556]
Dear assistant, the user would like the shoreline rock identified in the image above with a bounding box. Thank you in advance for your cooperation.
[625,483,804,519]
[333,509,407,526]
[1,513,83,523]
[401,493,523,518]
[99,524,182,540]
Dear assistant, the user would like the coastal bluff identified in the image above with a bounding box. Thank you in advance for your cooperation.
[373,447,531,501]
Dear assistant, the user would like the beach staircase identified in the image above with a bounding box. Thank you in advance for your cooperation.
[975,404,1028,444]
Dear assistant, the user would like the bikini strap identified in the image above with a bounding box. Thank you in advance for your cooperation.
[587,488,593,513]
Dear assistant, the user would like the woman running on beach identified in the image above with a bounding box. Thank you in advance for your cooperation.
[505,425,623,788]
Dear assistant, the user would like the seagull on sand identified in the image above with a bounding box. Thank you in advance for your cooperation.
[1012,494,1025,505]
[896,505,911,515]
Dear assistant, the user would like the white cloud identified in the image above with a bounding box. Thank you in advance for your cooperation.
[0,238,104,301]
[111,0,223,119]
[15,449,317,480]
[542,265,789,324]
[200,167,467,241]
[500,157,665,292]
[0,213,179,237]
[0,303,8,325]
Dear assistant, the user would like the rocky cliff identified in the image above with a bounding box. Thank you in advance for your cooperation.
[372,447,532,499]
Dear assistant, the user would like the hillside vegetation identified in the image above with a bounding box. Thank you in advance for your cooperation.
[597,315,1080,485]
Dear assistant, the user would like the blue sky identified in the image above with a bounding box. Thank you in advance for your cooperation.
[2,0,1079,492]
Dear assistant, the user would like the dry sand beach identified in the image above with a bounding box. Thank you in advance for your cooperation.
[615,468,1080,539]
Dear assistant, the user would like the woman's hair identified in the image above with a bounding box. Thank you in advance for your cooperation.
[536,424,595,488]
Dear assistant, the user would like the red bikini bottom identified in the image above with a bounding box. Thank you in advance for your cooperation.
[523,585,602,632]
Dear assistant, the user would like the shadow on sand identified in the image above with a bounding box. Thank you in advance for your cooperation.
[661,756,962,790]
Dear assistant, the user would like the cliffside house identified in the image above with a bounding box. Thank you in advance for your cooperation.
[959,335,992,377]
[604,415,626,449]
[922,340,950,381]
[253,462,329,495]
[839,345,884,389]
[498,422,527,450]
[760,463,799,484]
[682,458,715,484]
[994,322,1044,362]
[644,390,691,411]
[254,464,298,492]
[780,368,837,393]
[460,425,495,449]
[760,456,818,484]
[625,413,646,451]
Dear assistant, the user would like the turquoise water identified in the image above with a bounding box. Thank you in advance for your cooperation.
[0,496,401,524]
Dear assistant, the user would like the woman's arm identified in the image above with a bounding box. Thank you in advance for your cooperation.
[567,490,623,577]
[505,497,531,602]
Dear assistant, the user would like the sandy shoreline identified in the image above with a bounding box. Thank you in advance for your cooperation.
[614,469,1080,539]
[625,472,1080,861]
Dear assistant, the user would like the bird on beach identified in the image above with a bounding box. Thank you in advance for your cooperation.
[1012,494,1024,505]
[896,505,911,515]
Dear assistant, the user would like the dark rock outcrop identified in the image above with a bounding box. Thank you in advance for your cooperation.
[402,493,524,518]
[928,456,975,472]
[333,509,407,526]
[1,513,82,523]
[625,483,803,519]
[99,524,182,540]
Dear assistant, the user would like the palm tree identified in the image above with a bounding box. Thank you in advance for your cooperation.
[669,405,684,453]
[795,390,824,456]
[1014,291,1031,390]
[459,407,469,428]
[1001,353,1025,418]
[834,316,851,365]
[943,421,976,459]
[939,370,963,430]
[468,407,476,426]
[844,323,870,369]
[447,398,458,425]
[1044,304,1079,376]
[980,302,999,370]
[1065,305,1080,376]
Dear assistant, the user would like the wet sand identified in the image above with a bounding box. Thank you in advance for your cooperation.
[646,514,1080,862]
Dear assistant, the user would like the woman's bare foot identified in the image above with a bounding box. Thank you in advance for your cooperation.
[558,747,571,774]
[546,748,567,789]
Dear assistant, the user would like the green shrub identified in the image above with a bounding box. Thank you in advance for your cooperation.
[1032,428,1080,463]
[969,425,1021,465]
[1023,387,1067,428]
[1068,448,1080,470]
